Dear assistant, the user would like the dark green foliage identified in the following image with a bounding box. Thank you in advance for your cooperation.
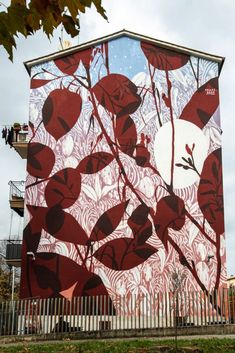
[0,1,107,60]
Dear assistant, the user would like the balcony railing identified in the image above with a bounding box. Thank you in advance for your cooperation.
[5,240,22,267]
[2,124,28,159]
[8,181,25,217]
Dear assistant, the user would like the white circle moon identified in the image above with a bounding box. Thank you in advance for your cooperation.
[153,120,209,189]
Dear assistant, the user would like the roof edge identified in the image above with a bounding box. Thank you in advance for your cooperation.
[24,29,225,75]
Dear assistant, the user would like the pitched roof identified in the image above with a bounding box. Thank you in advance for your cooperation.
[24,29,225,75]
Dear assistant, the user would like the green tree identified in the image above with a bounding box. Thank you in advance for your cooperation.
[0,0,107,60]
[0,258,12,301]
[0,241,20,301]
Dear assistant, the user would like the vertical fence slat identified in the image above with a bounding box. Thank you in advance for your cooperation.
[153,293,156,329]
[192,291,195,326]
[195,291,199,326]
[130,293,133,330]
[77,296,80,331]
[215,289,219,324]
[230,287,235,324]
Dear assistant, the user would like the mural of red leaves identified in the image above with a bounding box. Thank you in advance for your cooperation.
[92,73,141,117]
[154,195,186,250]
[22,35,226,298]
[42,88,82,141]
[180,77,219,129]
[94,238,157,270]
[198,148,224,235]
[77,152,114,174]
[141,42,189,70]
[89,200,129,242]
[55,48,93,75]
[31,79,52,89]
[27,142,55,179]
[45,168,81,208]
[23,221,41,254]
[127,203,152,245]
[115,115,137,156]
[45,205,88,245]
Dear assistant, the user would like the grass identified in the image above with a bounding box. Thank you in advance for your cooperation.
[0,338,235,353]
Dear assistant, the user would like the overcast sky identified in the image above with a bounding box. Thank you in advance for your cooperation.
[0,0,234,275]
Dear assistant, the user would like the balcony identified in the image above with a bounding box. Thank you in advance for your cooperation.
[9,181,25,217]
[2,124,28,159]
[5,240,22,267]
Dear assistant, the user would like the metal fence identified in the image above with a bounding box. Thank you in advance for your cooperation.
[0,288,234,336]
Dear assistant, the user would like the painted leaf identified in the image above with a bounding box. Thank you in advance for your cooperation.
[115,115,137,156]
[21,253,89,298]
[92,74,141,117]
[42,88,82,140]
[198,148,224,235]
[20,251,115,312]
[180,77,219,129]
[78,152,114,174]
[34,265,61,293]
[141,42,190,70]
[30,79,52,89]
[45,168,81,208]
[154,195,186,250]
[45,205,88,245]
[135,144,151,167]
[94,238,157,270]
[23,221,41,254]
[54,48,93,75]
[27,205,47,230]
[89,200,129,242]
[73,272,116,315]
[27,142,55,178]
[127,203,152,245]
[74,271,109,296]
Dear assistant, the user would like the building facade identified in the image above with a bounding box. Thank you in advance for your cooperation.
[20,30,226,303]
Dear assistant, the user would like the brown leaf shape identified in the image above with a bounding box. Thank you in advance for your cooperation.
[45,168,81,208]
[42,88,82,140]
[94,238,157,270]
[92,74,141,117]
[115,115,137,156]
[27,142,55,179]
[198,148,224,235]
[77,152,114,174]
[90,200,129,242]
[31,79,52,89]
[141,42,189,70]
[54,48,93,74]
[45,205,88,245]
[154,195,186,250]
[180,77,219,129]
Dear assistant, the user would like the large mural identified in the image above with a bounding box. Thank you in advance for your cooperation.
[20,35,226,303]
